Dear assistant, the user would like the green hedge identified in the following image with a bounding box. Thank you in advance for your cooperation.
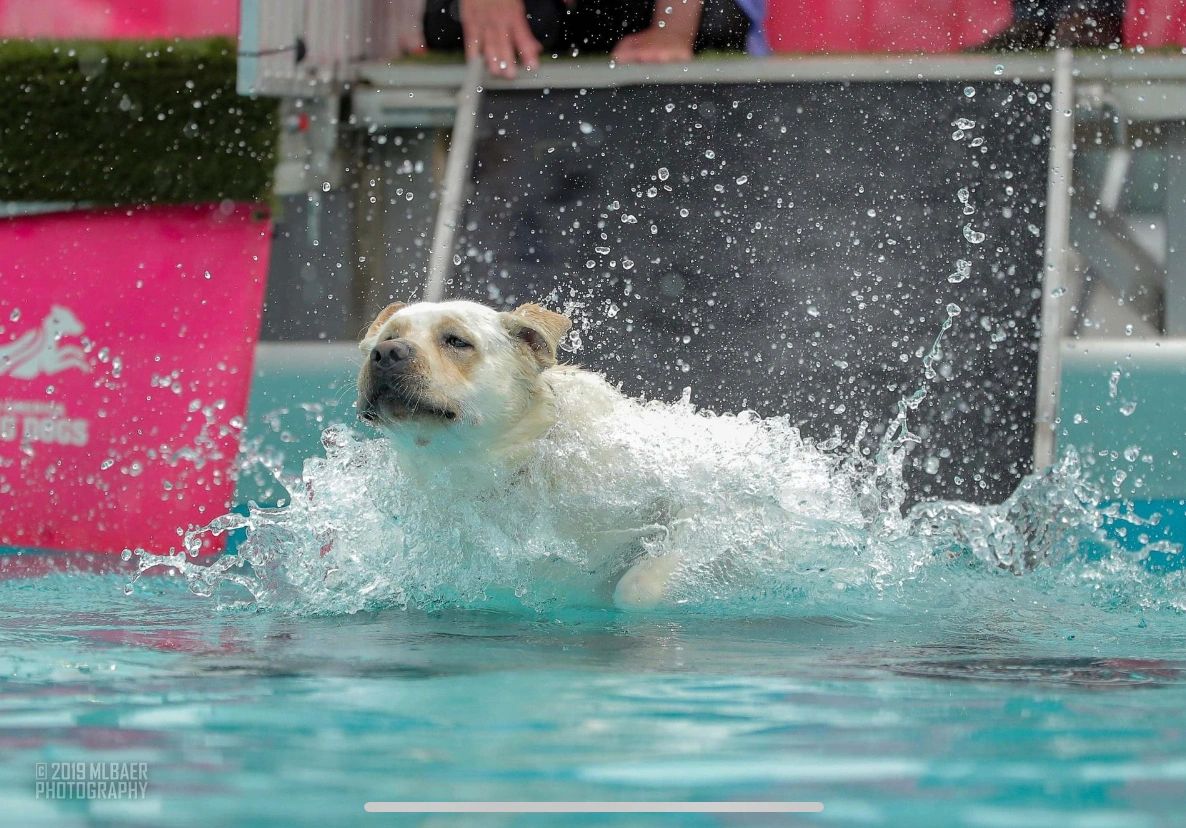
[0,37,277,205]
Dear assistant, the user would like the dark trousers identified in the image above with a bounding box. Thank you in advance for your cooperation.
[424,0,750,55]
[1013,0,1126,20]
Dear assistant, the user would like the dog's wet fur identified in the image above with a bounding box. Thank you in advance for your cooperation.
[357,300,683,608]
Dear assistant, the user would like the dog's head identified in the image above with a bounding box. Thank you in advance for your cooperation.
[357,300,571,449]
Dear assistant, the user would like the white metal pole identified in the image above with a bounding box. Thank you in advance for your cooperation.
[1033,48,1075,470]
[423,58,484,302]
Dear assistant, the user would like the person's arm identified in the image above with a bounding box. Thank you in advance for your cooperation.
[460,0,541,78]
[611,0,703,63]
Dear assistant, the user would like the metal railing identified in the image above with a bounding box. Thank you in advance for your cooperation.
[238,0,426,96]
[233,14,1186,471]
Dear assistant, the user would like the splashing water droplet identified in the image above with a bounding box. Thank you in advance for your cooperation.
[963,225,985,244]
[658,167,670,181]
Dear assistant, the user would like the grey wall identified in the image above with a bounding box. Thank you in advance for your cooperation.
[447,81,1052,504]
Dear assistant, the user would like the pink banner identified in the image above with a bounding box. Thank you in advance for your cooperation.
[765,0,1186,51]
[1128,2,1186,46]
[0,203,270,555]
[0,0,236,39]
[766,0,1012,53]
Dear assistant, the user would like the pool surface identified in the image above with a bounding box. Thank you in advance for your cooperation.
[2,570,1185,827]
[3,338,1186,826]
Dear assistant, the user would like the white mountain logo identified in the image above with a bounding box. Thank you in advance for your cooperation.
[0,305,92,379]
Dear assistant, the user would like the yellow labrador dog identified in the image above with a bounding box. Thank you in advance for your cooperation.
[357,300,681,609]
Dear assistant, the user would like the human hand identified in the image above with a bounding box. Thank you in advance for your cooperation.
[459,0,541,78]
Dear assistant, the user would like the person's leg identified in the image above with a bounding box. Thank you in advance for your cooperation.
[975,0,1122,50]
[564,0,652,54]
[424,0,567,52]
[1054,0,1125,47]
[564,0,748,55]
[1012,0,1072,23]
[694,0,750,52]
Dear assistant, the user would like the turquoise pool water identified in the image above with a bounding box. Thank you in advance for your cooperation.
[2,570,1185,827]
[3,340,1185,826]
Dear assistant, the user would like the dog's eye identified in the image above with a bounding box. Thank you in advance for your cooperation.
[443,334,473,350]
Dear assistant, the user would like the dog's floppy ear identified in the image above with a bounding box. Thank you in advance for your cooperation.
[360,302,407,350]
[501,303,571,368]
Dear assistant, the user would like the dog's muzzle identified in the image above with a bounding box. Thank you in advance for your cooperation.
[359,339,457,424]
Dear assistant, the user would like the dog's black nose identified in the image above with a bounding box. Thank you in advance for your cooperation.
[371,339,414,373]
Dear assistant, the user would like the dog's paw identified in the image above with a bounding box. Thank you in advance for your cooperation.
[613,554,682,610]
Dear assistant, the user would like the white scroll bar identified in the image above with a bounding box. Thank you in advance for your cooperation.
[365,801,824,813]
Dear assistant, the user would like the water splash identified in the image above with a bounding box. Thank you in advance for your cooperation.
[129,329,1183,618]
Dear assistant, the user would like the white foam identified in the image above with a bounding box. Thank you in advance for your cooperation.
[130,371,1185,617]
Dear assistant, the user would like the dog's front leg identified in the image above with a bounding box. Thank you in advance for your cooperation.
[613,552,683,609]
[612,511,694,610]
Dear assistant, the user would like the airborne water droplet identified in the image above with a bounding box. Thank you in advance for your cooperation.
[964,86,976,97]
[963,224,985,244]
[1108,370,1121,398]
